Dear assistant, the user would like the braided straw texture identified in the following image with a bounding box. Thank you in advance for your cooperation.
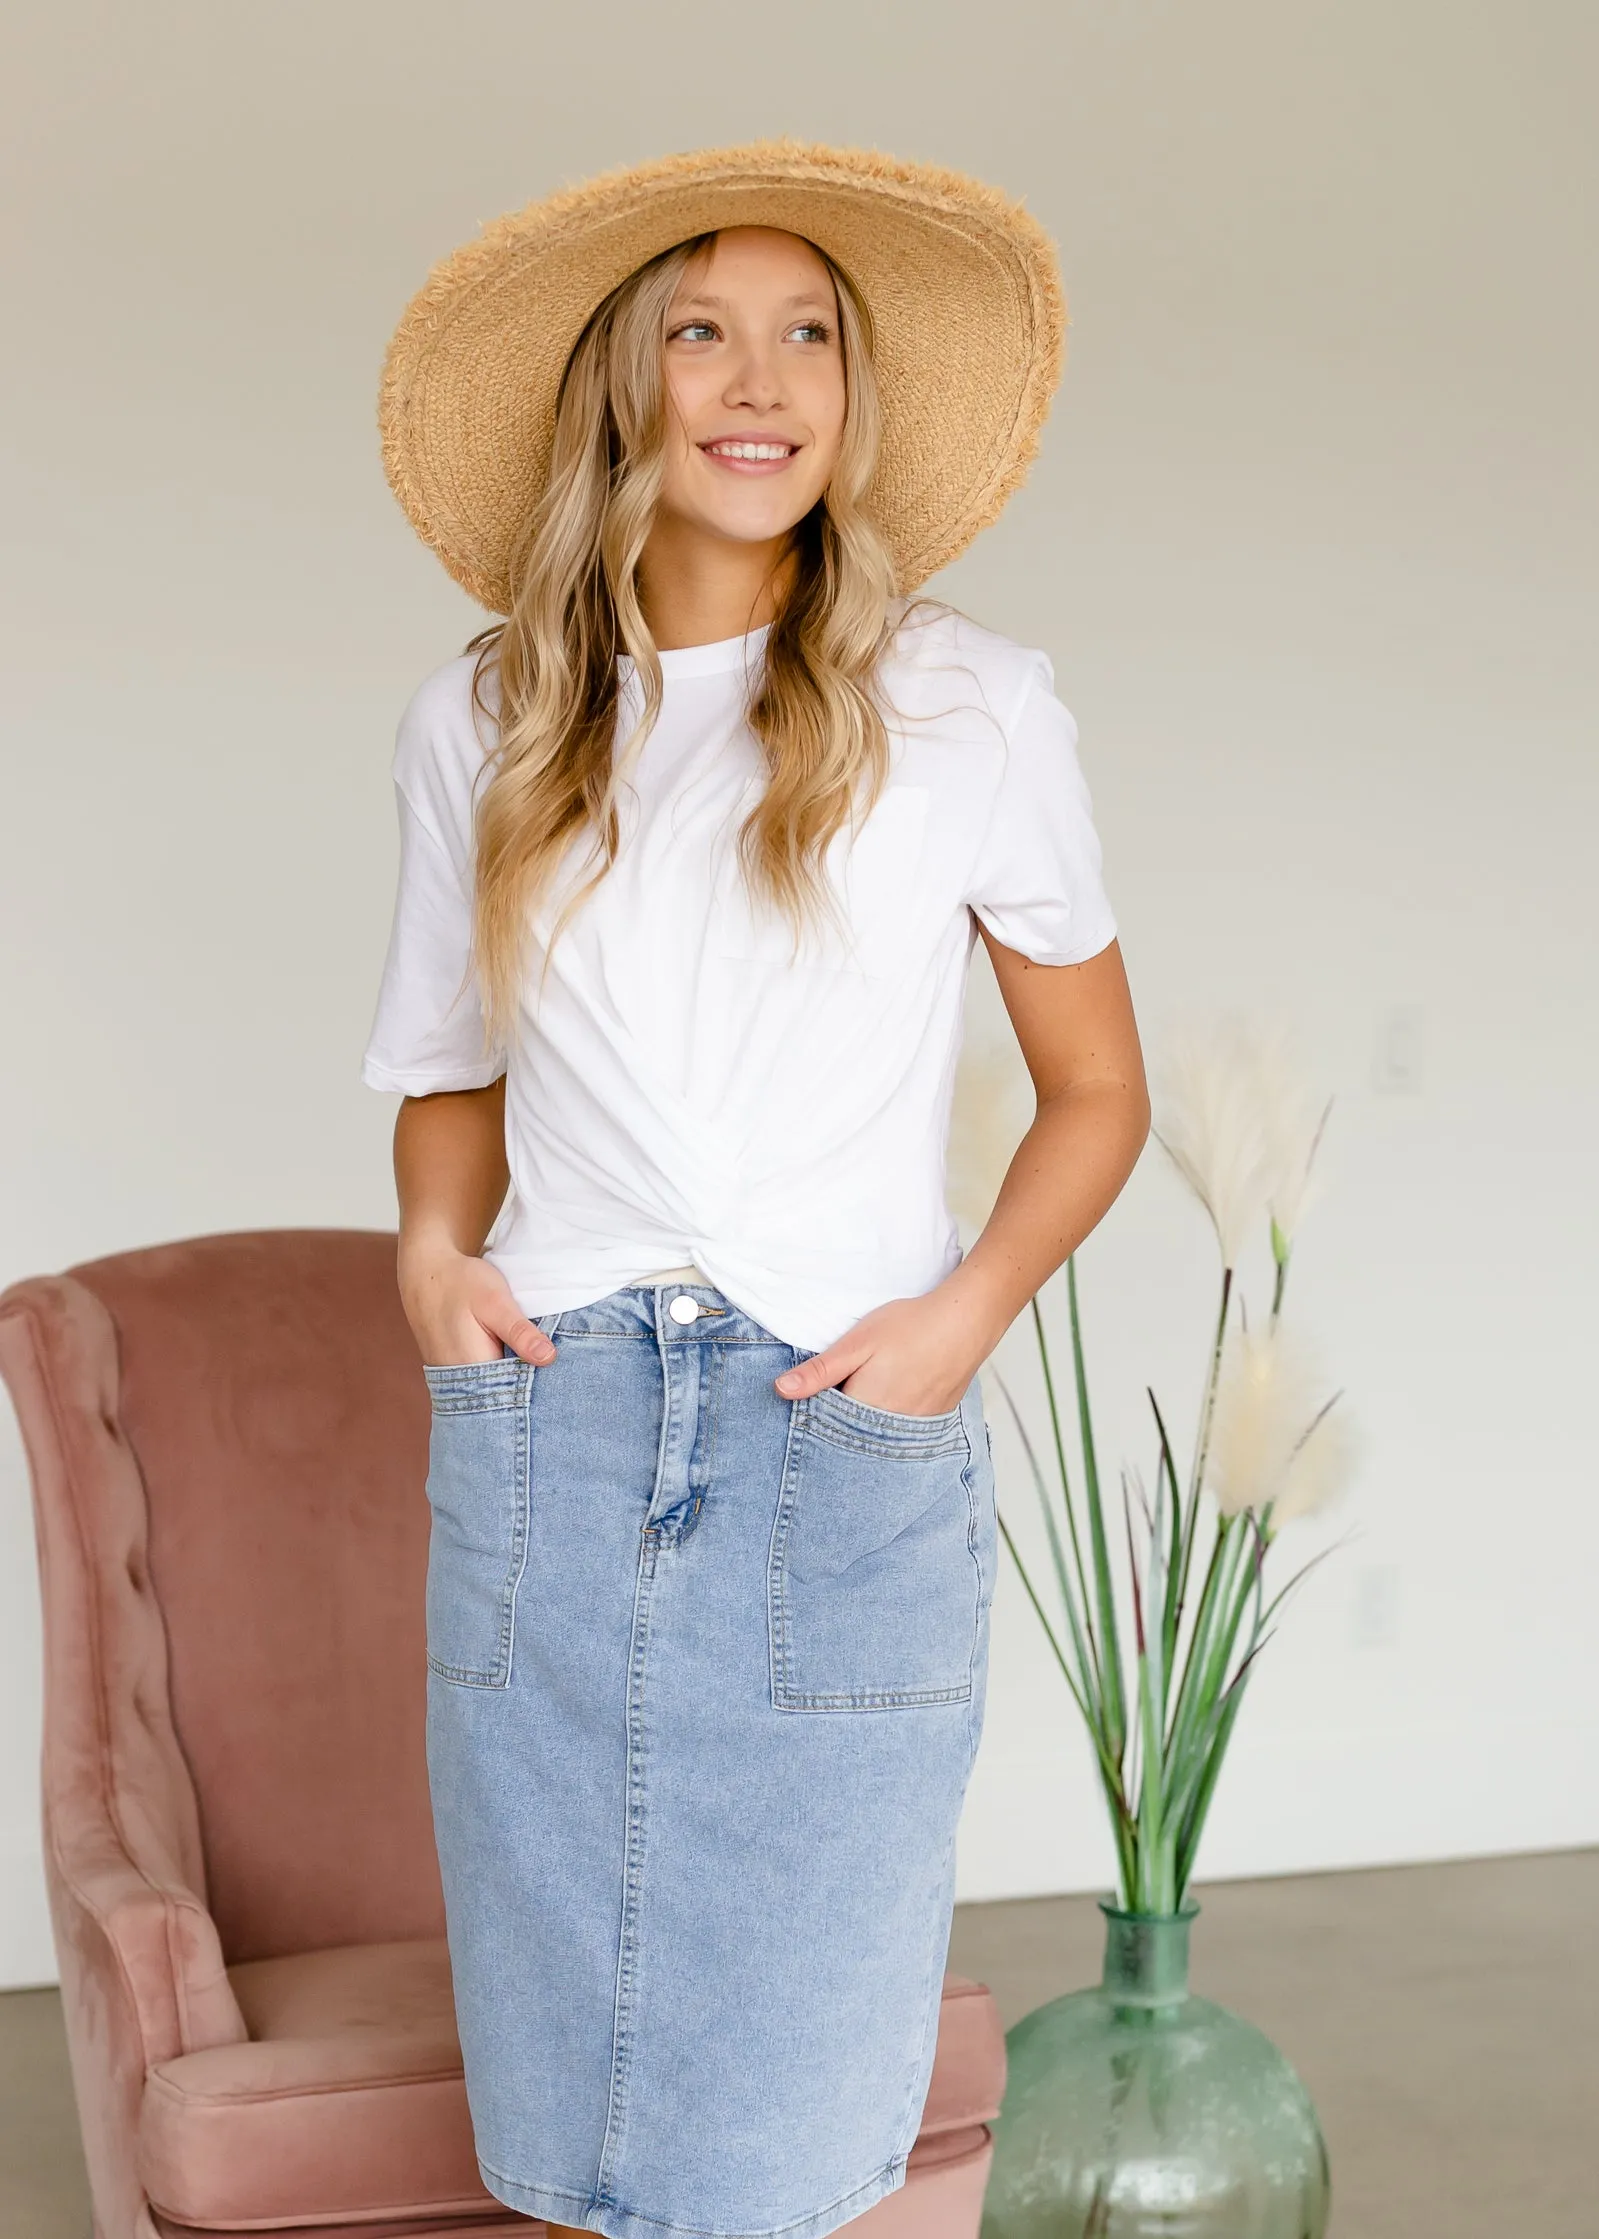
[378,139,1066,611]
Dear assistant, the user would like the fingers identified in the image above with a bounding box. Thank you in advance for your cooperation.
[492,1313,558,1366]
[775,1342,867,1400]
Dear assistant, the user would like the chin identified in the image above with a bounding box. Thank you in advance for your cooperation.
[674,470,827,549]
[717,516,811,550]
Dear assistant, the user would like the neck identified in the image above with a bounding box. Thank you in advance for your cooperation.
[637,516,796,651]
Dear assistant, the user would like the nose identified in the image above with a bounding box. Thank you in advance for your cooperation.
[721,337,785,415]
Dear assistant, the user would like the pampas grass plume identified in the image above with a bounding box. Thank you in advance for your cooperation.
[1155,1018,1332,1268]
[1253,1027,1331,1249]
[1153,1019,1270,1269]
[1207,1322,1357,1522]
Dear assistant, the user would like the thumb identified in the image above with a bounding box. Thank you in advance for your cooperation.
[481,1306,558,1367]
[776,1341,867,1401]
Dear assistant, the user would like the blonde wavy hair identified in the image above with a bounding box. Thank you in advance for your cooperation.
[459,228,900,1052]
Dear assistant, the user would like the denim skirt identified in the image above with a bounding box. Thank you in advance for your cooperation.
[420,1276,997,2239]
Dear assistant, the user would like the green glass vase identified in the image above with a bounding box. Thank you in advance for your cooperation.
[980,1901,1330,2239]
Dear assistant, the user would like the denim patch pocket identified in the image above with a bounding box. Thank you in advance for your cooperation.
[769,1385,981,1710]
[421,1357,535,1688]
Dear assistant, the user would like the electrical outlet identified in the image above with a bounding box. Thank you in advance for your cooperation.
[1373,1004,1425,1094]
[1351,1564,1401,1650]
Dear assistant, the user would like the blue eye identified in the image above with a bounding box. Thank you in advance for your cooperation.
[671,320,718,344]
[788,320,832,344]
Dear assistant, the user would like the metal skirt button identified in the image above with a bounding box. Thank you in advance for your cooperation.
[668,1294,701,1324]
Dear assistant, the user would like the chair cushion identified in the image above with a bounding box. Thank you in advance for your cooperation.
[919,1974,1006,2134]
[140,1939,1006,2231]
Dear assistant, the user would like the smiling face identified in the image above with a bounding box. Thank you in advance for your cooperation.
[655,226,848,555]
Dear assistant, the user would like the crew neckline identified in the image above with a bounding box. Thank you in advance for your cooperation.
[621,623,772,682]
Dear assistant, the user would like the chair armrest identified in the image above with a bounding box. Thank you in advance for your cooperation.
[47,1802,247,2065]
[37,1805,244,2239]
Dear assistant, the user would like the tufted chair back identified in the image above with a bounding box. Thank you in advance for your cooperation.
[1,1229,442,1968]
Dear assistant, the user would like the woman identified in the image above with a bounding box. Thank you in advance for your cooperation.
[364,143,1148,2239]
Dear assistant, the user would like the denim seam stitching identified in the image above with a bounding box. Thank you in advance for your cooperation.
[594,1313,681,2206]
[551,1330,784,1346]
[888,1822,961,2168]
[478,2149,909,2239]
[682,1340,724,1540]
[959,1411,982,1700]
[594,1525,657,2208]
[777,1684,974,1710]
[476,2159,589,2211]
[497,1368,536,1686]
[966,1409,996,1763]
[766,1375,806,1709]
[770,1398,977,1713]
[423,1384,526,1417]
[812,1386,966,1434]
[799,1421,967,1462]
[424,1361,532,1686]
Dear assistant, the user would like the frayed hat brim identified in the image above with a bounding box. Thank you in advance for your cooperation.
[379,138,1066,611]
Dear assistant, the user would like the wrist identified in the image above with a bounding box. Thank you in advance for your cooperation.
[398,1224,474,1283]
[935,1252,1019,1359]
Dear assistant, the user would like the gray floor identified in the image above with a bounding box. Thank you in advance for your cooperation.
[948,1848,1598,2238]
[3,1848,1593,2238]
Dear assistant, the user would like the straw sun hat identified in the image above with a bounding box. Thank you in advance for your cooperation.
[379,139,1066,613]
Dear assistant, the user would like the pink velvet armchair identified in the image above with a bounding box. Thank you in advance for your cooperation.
[0,1229,1005,2239]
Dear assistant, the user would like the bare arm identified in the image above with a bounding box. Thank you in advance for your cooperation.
[394,1079,557,1368]
[950,929,1149,1329]
[775,931,1149,1413]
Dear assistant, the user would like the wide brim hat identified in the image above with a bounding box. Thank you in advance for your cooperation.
[379,139,1066,613]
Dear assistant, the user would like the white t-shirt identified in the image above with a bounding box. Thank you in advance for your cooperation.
[361,603,1117,1352]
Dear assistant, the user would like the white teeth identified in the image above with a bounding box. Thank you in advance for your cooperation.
[707,441,794,461]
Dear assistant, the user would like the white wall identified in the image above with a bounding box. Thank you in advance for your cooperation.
[2,0,1595,1982]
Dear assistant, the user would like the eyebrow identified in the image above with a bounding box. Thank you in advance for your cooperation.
[673,291,834,314]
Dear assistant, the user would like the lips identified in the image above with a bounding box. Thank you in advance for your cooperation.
[703,440,796,460]
[700,437,799,467]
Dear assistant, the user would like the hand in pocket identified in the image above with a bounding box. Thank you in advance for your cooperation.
[775,1289,983,1418]
[400,1242,557,1370]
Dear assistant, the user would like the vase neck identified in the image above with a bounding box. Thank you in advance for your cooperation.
[1099,1902,1197,2007]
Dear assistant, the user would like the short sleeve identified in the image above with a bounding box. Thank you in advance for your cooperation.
[963,664,1118,966]
[360,669,506,1095]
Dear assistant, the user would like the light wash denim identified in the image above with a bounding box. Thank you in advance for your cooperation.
[420,1276,997,2239]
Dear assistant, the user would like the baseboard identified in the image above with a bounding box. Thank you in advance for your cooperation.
[954,1712,1599,1902]
[0,1822,55,1988]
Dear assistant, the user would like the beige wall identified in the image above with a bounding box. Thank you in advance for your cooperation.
[2,0,1595,1981]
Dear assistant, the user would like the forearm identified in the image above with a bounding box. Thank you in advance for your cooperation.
[389,1081,555,1367]
[941,1075,1150,1352]
[394,1080,510,1264]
